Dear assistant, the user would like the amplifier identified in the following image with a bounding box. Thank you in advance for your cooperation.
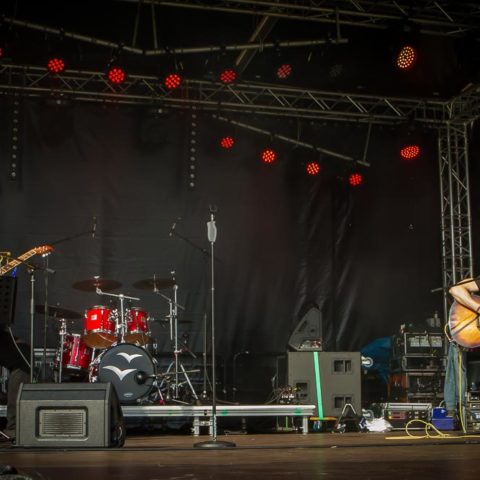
[393,333,446,356]
[382,402,432,430]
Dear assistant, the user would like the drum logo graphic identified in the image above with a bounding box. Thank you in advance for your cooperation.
[103,366,137,381]
[95,344,156,403]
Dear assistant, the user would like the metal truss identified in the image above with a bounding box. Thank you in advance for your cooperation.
[0,64,449,125]
[137,0,480,37]
[438,122,474,317]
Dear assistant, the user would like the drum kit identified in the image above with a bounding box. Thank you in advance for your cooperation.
[38,275,200,405]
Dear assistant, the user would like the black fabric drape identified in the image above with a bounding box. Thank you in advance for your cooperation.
[0,101,443,388]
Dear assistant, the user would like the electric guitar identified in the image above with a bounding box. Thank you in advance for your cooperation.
[448,295,480,349]
[0,245,54,276]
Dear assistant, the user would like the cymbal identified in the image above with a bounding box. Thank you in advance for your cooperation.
[72,278,122,292]
[133,278,175,291]
[35,304,82,320]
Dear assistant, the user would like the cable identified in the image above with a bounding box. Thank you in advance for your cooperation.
[458,348,467,434]
[6,326,31,369]
[385,418,480,440]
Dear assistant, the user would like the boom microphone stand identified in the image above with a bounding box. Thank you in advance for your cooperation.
[194,207,235,449]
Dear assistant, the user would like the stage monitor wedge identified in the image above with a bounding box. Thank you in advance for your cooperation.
[16,382,124,448]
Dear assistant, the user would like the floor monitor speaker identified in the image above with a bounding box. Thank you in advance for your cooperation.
[16,382,124,448]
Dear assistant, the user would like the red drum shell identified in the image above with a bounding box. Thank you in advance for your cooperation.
[83,305,117,349]
[124,307,151,345]
[59,333,93,374]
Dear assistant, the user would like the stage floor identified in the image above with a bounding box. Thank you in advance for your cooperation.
[1,431,480,480]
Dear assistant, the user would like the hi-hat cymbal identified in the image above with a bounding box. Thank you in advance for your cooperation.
[72,277,122,292]
[35,304,82,320]
[133,278,175,291]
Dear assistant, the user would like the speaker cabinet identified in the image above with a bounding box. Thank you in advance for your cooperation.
[16,382,124,448]
[287,351,361,417]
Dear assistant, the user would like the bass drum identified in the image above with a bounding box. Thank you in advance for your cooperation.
[90,343,156,404]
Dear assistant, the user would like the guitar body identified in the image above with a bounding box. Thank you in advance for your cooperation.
[449,295,480,349]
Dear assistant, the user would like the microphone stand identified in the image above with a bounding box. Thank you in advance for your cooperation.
[170,221,220,403]
[194,208,235,449]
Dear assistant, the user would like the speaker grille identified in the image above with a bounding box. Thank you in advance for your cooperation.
[38,409,87,438]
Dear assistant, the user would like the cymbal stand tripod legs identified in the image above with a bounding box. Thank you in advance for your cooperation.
[156,280,198,403]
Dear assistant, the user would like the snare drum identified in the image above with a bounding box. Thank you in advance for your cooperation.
[57,333,93,375]
[83,305,117,349]
[124,307,151,345]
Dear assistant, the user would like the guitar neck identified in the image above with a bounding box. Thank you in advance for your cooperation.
[0,251,38,276]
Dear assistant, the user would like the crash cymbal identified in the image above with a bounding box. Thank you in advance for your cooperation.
[133,278,175,291]
[72,277,122,292]
[35,304,82,319]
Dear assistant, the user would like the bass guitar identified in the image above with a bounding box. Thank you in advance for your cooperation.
[0,245,54,276]
[448,295,480,349]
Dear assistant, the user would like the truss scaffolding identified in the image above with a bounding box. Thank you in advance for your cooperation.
[0,64,449,125]
[438,123,474,317]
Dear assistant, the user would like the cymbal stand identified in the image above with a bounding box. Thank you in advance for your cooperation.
[95,288,140,341]
[57,318,67,383]
[154,277,198,403]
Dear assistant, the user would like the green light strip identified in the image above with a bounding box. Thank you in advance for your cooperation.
[313,351,324,419]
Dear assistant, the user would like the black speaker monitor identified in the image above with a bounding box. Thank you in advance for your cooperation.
[16,382,124,448]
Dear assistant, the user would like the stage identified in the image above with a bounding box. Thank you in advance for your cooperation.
[1,431,479,480]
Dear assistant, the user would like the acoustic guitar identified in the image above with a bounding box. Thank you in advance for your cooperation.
[0,245,54,276]
[448,295,480,349]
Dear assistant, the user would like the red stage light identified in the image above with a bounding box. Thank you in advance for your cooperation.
[400,144,421,160]
[306,161,321,176]
[219,69,237,84]
[164,73,182,90]
[349,173,363,187]
[276,63,292,79]
[220,136,235,149]
[261,149,276,164]
[108,67,126,84]
[396,45,417,71]
[47,57,65,74]
[0,47,3,58]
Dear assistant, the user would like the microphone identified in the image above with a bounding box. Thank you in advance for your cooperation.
[92,216,97,239]
[207,206,217,243]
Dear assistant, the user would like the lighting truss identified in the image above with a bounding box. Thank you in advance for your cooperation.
[129,0,480,37]
[438,122,473,318]
[0,64,449,125]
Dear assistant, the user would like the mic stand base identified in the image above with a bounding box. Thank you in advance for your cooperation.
[194,439,236,449]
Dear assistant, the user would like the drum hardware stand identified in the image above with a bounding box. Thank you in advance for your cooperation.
[154,275,199,403]
[195,206,236,448]
[57,318,67,383]
[95,288,140,342]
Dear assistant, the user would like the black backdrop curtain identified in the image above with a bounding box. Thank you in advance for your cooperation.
[0,99,443,397]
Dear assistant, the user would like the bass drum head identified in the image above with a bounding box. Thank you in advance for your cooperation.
[97,343,156,404]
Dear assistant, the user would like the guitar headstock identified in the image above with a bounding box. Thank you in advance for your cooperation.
[34,245,54,256]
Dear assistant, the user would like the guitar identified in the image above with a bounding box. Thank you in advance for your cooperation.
[0,245,54,276]
[448,295,480,349]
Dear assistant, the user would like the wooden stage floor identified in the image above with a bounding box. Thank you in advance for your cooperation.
[1,431,480,480]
